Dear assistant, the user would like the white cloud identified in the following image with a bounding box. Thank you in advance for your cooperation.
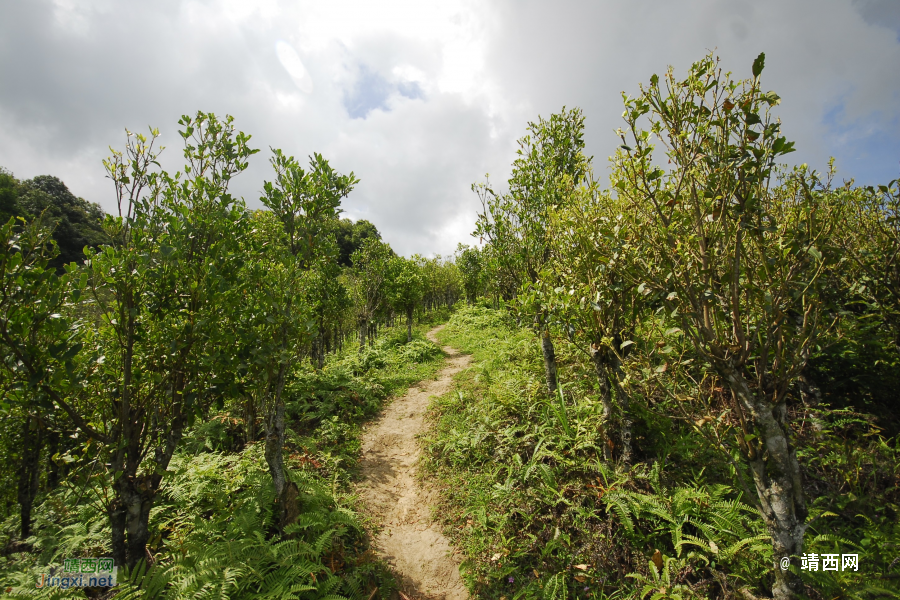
[276,40,314,94]
[1,0,898,259]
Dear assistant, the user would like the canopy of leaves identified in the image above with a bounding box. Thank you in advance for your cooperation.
[0,169,108,271]
[336,218,381,267]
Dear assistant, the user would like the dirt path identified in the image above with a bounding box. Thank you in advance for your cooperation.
[357,325,470,600]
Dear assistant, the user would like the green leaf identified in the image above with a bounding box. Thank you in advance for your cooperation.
[807,246,822,262]
[772,137,785,154]
[752,52,765,78]
[620,340,635,350]
[61,343,83,361]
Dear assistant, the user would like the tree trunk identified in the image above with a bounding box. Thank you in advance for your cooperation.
[263,364,299,532]
[45,428,61,491]
[109,498,128,568]
[243,395,257,445]
[109,421,186,569]
[539,326,558,394]
[17,414,42,539]
[358,317,367,352]
[724,367,807,600]
[316,331,325,371]
[798,371,825,432]
[113,476,155,570]
[590,347,615,462]
[264,368,287,499]
[612,361,633,465]
[406,305,414,343]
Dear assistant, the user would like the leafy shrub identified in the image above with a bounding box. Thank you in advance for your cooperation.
[445,304,514,334]
[395,339,441,363]
[603,463,771,597]
[288,368,386,425]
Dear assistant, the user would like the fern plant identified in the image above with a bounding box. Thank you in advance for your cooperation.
[602,463,770,595]
[626,555,698,600]
[112,447,372,600]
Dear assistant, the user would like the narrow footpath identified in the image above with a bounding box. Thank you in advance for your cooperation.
[357,325,471,600]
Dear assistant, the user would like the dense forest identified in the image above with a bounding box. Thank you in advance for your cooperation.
[1,53,898,600]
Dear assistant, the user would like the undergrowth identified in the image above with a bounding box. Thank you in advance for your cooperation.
[424,304,900,600]
[0,320,445,599]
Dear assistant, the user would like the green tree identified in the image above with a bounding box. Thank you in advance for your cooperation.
[236,210,313,530]
[336,217,381,267]
[474,107,591,393]
[263,150,358,268]
[545,179,642,463]
[257,148,356,526]
[18,175,109,271]
[388,256,424,342]
[456,243,484,305]
[309,256,350,369]
[79,112,257,568]
[839,179,900,346]
[0,168,23,224]
[0,217,90,539]
[349,238,392,351]
[614,53,837,599]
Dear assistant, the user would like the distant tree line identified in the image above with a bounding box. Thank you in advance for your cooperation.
[0,169,108,272]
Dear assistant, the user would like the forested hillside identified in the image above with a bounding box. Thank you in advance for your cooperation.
[1,53,898,600]
[0,170,109,273]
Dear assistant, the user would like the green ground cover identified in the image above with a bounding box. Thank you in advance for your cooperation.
[0,318,445,600]
[424,305,900,600]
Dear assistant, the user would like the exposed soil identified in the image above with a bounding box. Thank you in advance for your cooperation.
[357,325,470,600]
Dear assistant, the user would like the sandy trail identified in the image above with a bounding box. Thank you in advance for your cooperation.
[357,325,470,600]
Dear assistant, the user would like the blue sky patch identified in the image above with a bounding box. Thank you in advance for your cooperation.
[820,98,900,185]
[344,65,393,119]
[344,64,424,119]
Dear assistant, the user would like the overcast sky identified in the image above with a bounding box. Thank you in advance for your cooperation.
[1,0,899,258]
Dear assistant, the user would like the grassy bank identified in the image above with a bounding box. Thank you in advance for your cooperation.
[424,305,900,600]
